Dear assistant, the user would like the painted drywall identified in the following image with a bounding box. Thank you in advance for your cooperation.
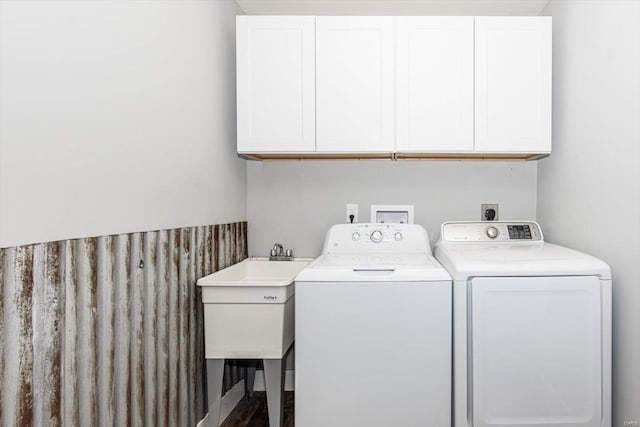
[247,161,537,257]
[0,0,246,248]
[538,1,640,425]
[236,0,551,16]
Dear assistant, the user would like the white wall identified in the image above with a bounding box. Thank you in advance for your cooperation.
[538,1,640,425]
[0,0,246,248]
[247,161,537,257]
[236,0,550,16]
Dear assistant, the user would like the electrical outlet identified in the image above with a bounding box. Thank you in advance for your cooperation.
[346,204,358,223]
[481,204,499,221]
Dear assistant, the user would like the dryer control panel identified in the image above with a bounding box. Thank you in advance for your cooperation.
[441,221,543,243]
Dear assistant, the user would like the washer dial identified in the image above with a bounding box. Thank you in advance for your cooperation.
[370,230,383,243]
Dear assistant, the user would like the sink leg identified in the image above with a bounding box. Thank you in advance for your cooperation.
[245,362,257,398]
[206,359,225,427]
[264,358,285,427]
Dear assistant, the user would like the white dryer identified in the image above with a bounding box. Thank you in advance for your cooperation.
[434,221,611,427]
[295,223,452,427]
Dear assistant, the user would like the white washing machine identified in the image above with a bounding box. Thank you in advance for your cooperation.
[434,221,611,427]
[295,223,452,427]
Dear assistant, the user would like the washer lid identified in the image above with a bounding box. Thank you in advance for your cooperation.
[295,252,451,282]
[434,242,611,281]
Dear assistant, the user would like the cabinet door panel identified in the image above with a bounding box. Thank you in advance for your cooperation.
[316,17,394,152]
[475,17,552,153]
[237,16,315,152]
[396,17,474,152]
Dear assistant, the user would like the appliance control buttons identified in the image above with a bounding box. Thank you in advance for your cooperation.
[507,224,532,240]
[370,230,383,243]
[486,226,499,239]
[394,232,403,241]
[352,232,360,241]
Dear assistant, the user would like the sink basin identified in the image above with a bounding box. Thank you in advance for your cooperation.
[197,257,312,359]
[199,257,312,288]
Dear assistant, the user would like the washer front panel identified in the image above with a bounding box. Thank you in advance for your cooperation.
[295,280,451,427]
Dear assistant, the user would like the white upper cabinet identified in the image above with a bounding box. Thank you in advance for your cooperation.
[396,17,474,152]
[315,17,395,152]
[236,16,316,152]
[236,16,552,159]
[475,17,552,153]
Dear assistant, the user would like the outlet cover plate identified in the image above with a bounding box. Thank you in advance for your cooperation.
[346,203,358,223]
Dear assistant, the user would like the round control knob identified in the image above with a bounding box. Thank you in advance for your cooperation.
[394,232,403,241]
[370,230,383,243]
[486,226,499,239]
[352,232,360,241]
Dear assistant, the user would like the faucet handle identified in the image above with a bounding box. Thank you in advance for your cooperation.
[285,249,293,258]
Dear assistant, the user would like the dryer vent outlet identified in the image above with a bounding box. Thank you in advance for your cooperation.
[481,204,499,221]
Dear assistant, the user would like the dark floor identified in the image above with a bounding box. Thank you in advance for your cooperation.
[221,392,295,427]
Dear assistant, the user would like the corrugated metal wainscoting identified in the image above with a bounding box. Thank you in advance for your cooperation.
[0,222,248,427]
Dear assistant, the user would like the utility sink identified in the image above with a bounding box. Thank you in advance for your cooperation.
[198,257,312,427]
[197,257,312,359]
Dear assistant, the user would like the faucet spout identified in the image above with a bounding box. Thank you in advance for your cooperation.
[273,243,284,256]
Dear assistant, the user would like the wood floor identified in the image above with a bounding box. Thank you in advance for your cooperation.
[221,392,295,427]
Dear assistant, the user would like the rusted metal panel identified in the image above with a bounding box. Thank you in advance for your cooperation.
[167,229,180,427]
[1,245,36,427]
[178,228,190,427]
[63,240,79,427]
[144,231,158,427]
[114,233,132,427]
[32,241,63,427]
[0,222,247,427]
[155,230,170,427]
[77,237,99,427]
[97,235,116,427]
[128,233,144,427]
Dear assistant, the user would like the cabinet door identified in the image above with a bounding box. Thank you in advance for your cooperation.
[316,17,395,152]
[396,17,473,152]
[236,16,315,152]
[475,17,552,153]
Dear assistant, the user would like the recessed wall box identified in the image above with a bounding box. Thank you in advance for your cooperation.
[370,205,414,224]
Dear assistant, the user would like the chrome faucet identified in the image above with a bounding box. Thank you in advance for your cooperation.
[273,243,283,256]
[270,242,293,261]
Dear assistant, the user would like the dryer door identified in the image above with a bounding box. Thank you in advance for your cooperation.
[470,276,602,427]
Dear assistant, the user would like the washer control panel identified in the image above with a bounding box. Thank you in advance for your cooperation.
[345,224,404,244]
[323,223,430,254]
[441,221,543,243]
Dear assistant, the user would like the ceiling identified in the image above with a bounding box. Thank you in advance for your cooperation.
[235,0,552,16]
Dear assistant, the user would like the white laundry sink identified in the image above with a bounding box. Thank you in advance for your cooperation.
[197,257,312,359]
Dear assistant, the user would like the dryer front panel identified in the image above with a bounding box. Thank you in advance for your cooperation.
[470,276,602,427]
